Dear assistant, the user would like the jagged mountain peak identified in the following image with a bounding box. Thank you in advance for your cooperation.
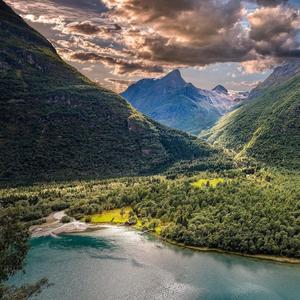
[164,69,182,78]
[213,85,228,95]
[159,69,186,87]
[122,69,248,134]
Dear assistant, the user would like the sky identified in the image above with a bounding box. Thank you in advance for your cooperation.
[6,0,300,92]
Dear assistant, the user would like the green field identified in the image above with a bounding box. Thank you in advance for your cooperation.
[89,207,133,224]
[191,178,225,188]
[88,207,163,233]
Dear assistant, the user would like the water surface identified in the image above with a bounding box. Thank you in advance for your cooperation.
[11,226,300,300]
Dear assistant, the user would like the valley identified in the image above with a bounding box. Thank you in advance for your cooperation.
[204,63,300,170]
[1,0,300,299]
[2,169,299,259]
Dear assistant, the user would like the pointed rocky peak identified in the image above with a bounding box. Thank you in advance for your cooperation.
[163,69,182,79]
[213,85,228,95]
[159,69,186,88]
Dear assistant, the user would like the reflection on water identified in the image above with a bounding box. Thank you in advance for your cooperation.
[10,227,300,300]
[31,234,116,251]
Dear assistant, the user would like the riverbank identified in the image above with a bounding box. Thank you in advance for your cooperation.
[160,238,300,265]
[30,212,300,264]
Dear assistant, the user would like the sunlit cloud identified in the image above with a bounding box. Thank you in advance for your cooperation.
[5,0,300,90]
[105,78,134,92]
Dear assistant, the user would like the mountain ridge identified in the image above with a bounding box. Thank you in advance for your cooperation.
[213,85,229,95]
[0,0,221,183]
[122,70,247,135]
[204,62,300,170]
[249,62,300,99]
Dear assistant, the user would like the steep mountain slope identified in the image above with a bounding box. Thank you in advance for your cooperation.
[249,62,300,99]
[0,1,218,183]
[122,70,246,135]
[204,63,300,169]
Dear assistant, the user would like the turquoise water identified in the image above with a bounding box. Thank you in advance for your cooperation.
[11,226,300,300]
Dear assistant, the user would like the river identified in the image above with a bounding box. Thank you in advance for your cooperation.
[10,226,300,300]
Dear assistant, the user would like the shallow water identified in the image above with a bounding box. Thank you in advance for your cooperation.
[10,226,300,300]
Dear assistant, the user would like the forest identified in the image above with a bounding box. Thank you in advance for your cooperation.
[1,168,299,259]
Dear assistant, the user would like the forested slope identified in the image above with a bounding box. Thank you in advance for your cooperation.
[0,1,220,183]
[204,64,300,170]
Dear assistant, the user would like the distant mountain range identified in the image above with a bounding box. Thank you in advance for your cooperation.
[122,70,248,135]
[204,62,300,170]
[0,0,220,182]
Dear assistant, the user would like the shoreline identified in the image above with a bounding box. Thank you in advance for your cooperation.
[30,217,300,265]
[29,211,104,237]
[159,238,300,265]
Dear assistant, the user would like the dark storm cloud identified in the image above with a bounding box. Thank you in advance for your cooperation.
[69,51,164,75]
[66,21,121,35]
[104,0,243,44]
[104,0,300,70]
[249,6,300,58]
[136,32,252,66]
[103,0,251,64]
[67,21,102,35]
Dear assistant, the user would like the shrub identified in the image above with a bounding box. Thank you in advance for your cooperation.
[61,216,71,223]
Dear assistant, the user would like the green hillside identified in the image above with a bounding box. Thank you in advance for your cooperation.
[204,69,300,170]
[0,1,220,183]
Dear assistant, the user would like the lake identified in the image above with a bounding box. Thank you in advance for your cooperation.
[11,226,300,300]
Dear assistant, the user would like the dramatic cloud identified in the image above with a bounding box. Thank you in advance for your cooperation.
[103,0,243,44]
[66,21,121,35]
[249,5,300,58]
[103,0,250,64]
[67,21,104,35]
[241,57,281,73]
[103,0,300,70]
[69,51,164,75]
[51,0,107,12]
[5,0,300,91]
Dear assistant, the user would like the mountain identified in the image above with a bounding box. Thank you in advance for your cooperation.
[213,85,228,94]
[121,70,247,135]
[204,62,300,170]
[0,1,219,183]
[249,62,300,99]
